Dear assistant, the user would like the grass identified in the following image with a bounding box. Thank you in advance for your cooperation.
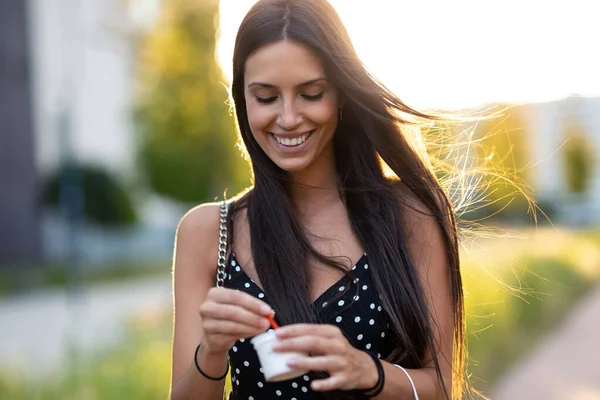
[0,310,173,400]
[0,228,599,399]
[461,228,600,393]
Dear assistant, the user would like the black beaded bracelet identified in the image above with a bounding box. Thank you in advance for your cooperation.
[359,353,385,398]
[194,343,229,381]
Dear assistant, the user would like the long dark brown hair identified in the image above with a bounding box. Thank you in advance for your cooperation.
[229,0,466,398]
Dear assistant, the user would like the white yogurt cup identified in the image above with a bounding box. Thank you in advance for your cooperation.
[250,330,309,382]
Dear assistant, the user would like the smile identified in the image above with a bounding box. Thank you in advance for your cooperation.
[270,130,315,147]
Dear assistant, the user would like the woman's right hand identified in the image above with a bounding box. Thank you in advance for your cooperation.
[199,286,274,355]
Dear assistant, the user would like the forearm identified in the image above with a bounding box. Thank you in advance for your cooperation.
[170,346,229,400]
[374,363,448,400]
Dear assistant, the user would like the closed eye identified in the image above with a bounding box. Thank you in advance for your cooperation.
[255,96,278,104]
[302,93,324,101]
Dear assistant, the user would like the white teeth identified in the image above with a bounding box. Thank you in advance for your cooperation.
[274,132,311,147]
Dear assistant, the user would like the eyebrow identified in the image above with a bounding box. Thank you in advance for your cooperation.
[247,77,328,89]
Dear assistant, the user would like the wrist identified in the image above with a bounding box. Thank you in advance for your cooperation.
[357,351,385,398]
[358,351,379,390]
[195,343,229,380]
[200,342,230,359]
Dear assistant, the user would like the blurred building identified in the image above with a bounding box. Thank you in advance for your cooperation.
[29,0,137,181]
[5,0,179,266]
[0,0,41,265]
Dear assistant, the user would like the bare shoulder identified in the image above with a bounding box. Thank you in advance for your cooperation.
[177,202,221,242]
[174,202,222,277]
[390,181,451,271]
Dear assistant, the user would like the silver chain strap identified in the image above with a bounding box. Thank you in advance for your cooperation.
[216,201,228,287]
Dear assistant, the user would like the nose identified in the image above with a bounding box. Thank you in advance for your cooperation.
[276,98,301,131]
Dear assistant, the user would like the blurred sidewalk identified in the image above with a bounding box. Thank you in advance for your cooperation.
[492,284,600,400]
[0,275,172,378]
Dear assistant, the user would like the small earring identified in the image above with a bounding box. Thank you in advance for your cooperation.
[338,107,343,121]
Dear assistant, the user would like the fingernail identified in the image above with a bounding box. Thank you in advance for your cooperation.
[287,358,297,366]
[260,305,273,314]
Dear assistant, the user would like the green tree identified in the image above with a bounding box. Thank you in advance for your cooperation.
[43,164,138,227]
[562,117,594,194]
[473,105,532,220]
[134,0,249,203]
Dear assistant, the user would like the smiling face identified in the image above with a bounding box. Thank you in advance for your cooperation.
[244,40,342,175]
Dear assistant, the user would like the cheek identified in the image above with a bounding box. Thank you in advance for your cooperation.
[307,100,338,128]
[246,102,274,136]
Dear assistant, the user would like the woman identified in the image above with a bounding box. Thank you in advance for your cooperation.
[170,0,465,399]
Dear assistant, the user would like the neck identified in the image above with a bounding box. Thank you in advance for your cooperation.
[287,145,341,215]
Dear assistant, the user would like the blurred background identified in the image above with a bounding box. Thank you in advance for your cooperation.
[1,0,599,399]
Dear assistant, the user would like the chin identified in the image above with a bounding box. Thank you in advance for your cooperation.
[274,160,310,174]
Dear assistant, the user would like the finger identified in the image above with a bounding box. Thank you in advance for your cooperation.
[201,302,270,329]
[203,318,269,337]
[208,287,274,316]
[272,336,344,355]
[275,323,341,339]
[310,374,352,392]
[287,355,345,372]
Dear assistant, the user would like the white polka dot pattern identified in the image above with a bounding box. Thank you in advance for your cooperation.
[224,251,392,399]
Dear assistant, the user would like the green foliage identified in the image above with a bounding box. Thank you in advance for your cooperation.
[465,258,591,390]
[473,106,533,221]
[0,314,172,400]
[562,119,594,194]
[42,164,137,227]
[134,0,250,203]
[462,229,600,392]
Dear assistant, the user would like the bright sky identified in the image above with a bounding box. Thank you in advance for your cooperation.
[217,0,600,110]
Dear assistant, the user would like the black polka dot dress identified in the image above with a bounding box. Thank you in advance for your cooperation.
[223,252,394,400]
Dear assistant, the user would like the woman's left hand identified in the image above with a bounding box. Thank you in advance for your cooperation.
[273,323,378,392]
